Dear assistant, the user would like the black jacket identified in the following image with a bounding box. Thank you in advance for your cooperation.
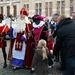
[54,17,75,58]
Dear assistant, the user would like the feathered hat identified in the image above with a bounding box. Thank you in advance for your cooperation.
[32,15,46,22]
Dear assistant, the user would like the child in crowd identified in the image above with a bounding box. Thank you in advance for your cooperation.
[31,39,53,75]
[47,36,54,68]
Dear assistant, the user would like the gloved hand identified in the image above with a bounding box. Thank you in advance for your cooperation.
[21,35,26,44]
[10,26,13,31]
[7,27,14,39]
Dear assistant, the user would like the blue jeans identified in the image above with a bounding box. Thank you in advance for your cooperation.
[66,56,75,75]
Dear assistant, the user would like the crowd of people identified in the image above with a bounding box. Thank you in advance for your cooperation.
[0,6,75,75]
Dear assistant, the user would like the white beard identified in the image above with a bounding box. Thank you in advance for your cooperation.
[15,17,26,33]
[15,16,30,33]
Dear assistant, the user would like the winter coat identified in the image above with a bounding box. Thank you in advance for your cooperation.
[31,47,51,75]
[54,17,75,58]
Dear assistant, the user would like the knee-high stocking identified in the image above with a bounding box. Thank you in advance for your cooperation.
[2,47,7,65]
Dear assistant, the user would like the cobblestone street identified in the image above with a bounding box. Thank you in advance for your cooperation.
[0,40,65,75]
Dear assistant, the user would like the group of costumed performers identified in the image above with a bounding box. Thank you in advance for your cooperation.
[32,15,49,55]
[0,14,10,68]
[8,7,33,69]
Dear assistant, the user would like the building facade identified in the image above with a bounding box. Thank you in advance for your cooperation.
[0,0,75,19]
[0,0,20,17]
[22,0,75,18]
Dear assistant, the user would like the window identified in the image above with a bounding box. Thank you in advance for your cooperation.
[14,5,16,17]
[7,6,10,16]
[1,7,3,14]
[49,2,52,16]
[57,1,65,15]
[45,2,52,17]
[0,0,3,1]
[35,3,42,15]
[24,4,29,11]
[70,0,74,16]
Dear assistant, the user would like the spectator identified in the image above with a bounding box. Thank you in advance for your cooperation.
[50,13,59,62]
[31,39,52,75]
[47,36,54,68]
[72,11,75,20]
[50,13,59,34]
[54,14,75,75]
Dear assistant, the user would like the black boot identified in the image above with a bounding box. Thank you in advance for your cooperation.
[2,48,7,68]
[3,62,7,68]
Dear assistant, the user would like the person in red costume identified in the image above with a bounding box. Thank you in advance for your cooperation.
[8,7,33,70]
[47,36,54,68]
[0,14,10,68]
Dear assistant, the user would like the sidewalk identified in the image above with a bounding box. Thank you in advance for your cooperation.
[0,40,64,75]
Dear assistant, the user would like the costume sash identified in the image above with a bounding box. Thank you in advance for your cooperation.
[15,32,24,51]
[0,25,10,34]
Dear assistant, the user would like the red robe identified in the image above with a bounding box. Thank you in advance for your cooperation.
[24,23,33,69]
[8,32,24,61]
[0,25,10,48]
[8,23,33,68]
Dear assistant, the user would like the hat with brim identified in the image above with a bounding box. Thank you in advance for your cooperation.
[32,15,46,22]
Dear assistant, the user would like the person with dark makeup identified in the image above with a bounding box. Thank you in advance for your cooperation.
[0,14,10,68]
[32,15,49,55]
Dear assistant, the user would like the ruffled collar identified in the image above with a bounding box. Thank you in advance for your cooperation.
[0,23,3,26]
[0,20,5,27]
[33,21,45,28]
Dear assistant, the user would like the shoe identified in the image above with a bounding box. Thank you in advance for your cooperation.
[48,64,54,68]
[12,66,21,70]
[48,65,52,68]
[30,70,35,74]
[12,66,17,70]
[57,66,66,71]
[3,64,7,68]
